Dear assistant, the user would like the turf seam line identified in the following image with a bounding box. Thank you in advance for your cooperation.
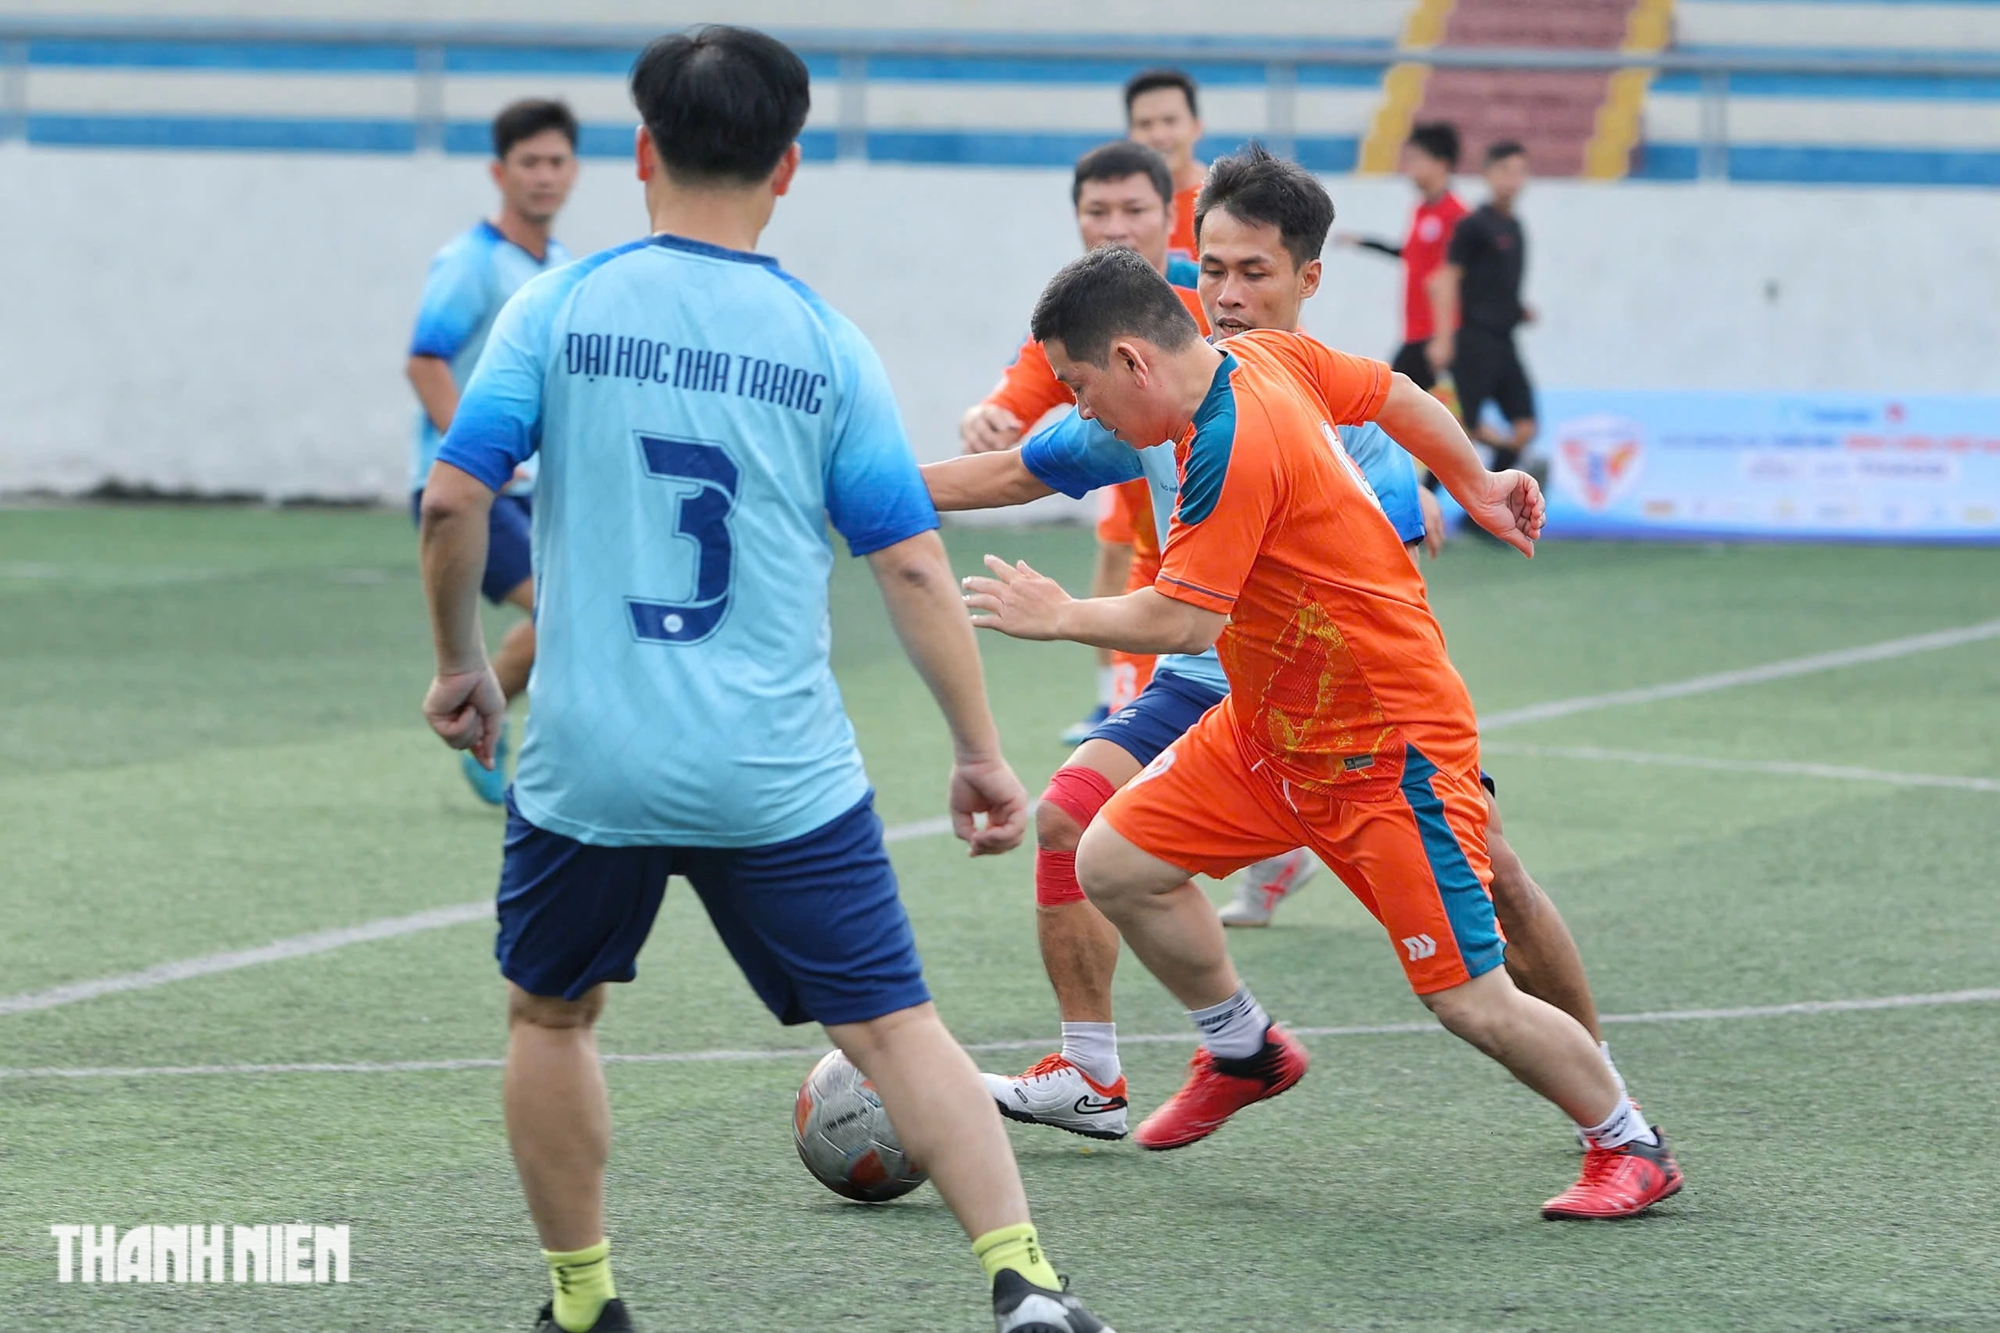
[0,813,955,1018]
[1477,618,2000,732]
[2,987,1994,1081]
[7,616,1994,1021]
[1481,743,2000,793]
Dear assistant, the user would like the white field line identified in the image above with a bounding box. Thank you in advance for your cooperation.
[2,986,1995,1081]
[0,813,955,1019]
[5,617,1994,1021]
[1477,618,2000,733]
[1482,743,2000,794]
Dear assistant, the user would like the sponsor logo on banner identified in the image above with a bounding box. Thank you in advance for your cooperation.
[1552,415,1645,512]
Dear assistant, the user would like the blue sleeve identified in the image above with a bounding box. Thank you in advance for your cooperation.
[824,323,940,557]
[1341,423,1426,545]
[435,276,559,492]
[408,242,489,360]
[1165,255,1201,288]
[1019,410,1144,499]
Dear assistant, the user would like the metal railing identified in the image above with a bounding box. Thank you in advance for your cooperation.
[2,16,1997,179]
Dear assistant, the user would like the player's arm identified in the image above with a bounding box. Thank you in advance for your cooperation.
[407,356,460,434]
[866,534,1027,855]
[921,450,1056,511]
[1334,231,1402,258]
[1426,264,1461,370]
[961,339,1069,454]
[964,559,1224,655]
[1376,372,1542,556]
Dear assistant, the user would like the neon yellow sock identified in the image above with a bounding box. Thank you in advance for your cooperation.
[543,1239,616,1333]
[972,1222,1059,1291]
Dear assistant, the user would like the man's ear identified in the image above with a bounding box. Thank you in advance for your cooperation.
[771,142,804,197]
[1299,258,1324,301]
[634,125,655,183]
[489,157,506,192]
[1114,339,1149,386]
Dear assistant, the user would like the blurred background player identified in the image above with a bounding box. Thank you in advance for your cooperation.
[1432,140,1539,471]
[418,27,1110,1333]
[1336,120,1466,397]
[955,141,1198,743]
[1123,68,1207,262]
[965,247,1681,1220]
[405,98,578,804]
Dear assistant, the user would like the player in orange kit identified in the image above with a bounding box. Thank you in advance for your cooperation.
[957,140,1200,741]
[1123,68,1206,262]
[964,246,1682,1221]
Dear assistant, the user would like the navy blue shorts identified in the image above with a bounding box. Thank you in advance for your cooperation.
[410,490,534,604]
[1085,668,1227,767]
[493,791,931,1026]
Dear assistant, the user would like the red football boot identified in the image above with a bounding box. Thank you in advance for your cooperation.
[1134,1025,1308,1151]
[1542,1127,1683,1219]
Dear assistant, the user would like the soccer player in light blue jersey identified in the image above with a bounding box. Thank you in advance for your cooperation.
[924,146,1615,1143]
[417,27,1113,1333]
[407,98,577,805]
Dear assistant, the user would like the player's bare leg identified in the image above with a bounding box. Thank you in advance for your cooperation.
[494,577,537,702]
[829,1003,1030,1238]
[1420,968,1616,1122]
[984,740,1138,1138]
[1076,820,1308,1151]
[504,983,611,1253]
[1486,798,1601,1041]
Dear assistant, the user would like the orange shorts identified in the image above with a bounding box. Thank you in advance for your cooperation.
[1098,698,1504,994]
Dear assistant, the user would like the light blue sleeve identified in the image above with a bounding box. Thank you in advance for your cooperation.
[1341,422,1426,544]
[1019,410,1144,498]
[823,320,940,557]
[434,274,563,492]
[408,242,489,360]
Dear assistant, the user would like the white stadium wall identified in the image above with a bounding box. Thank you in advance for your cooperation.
[2,144,1998,501]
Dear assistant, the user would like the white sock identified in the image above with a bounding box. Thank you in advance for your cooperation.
[1188,986,1270,1060]
[1581,1095,1657,1150]
[1094,666,1114,706]
[1059,1023,1120,1087]
[1600,1040,1628,1099]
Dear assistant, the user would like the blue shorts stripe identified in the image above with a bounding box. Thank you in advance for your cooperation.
[1399,748,1506,979]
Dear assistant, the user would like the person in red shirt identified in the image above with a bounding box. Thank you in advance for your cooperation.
[965,246,1684,1222]
[1337,120,1467,394]
[1123,68,1206,263]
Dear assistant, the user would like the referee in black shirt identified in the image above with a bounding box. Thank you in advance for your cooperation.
[1430,140,1537,470]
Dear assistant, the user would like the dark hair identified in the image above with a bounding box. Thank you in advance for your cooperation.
[1030,245,1203,365]
[1406,121,1461,169]
[492,99,578,159]
[1485,139,1528,167]
[1193,142,1335,270]
[1072,140,1174,209]
[1123,68,1200,120]
[629,25,810,185]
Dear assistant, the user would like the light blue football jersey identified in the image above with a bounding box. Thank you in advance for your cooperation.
[437,232,939,848]
[409,220,573,494]
[1020,405,1425,694]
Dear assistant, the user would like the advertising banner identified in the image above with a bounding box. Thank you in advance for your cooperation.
[1538,391,2000,543]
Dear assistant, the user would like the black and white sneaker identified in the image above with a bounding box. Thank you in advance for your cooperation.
[535,1298,634,1332]
[993,1269,1114,1333]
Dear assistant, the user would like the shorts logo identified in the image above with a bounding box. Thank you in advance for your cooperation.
[1401,934,1438,961]
[1131,748,1177,787]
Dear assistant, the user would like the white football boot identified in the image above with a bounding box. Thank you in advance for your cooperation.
[982,1053,1129,1140]
[1217,847,1319,927]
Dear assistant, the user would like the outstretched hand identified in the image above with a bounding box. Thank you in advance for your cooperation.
[949,756,1030,856]
[1461,469,1546,557]
[963,554,1071,640]
[424,667,507,769]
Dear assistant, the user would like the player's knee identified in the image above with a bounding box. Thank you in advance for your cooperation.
[1035,799,1084,854]
[508,982,605,1031]
[1419,973,1513,1051]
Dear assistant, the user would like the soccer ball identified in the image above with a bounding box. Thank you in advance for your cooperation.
[792,1050,928,1203]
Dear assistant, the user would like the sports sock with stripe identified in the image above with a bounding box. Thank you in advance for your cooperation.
[1188,986,1270,1060]
[543,1239,616,1332]
[974,1222,1060,1292]
[1581,1096,1658,1150]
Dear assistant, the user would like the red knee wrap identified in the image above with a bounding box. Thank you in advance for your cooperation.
[1035,766,1118,907]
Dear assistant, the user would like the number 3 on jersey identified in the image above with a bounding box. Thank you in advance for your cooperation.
[627,434,739,645]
